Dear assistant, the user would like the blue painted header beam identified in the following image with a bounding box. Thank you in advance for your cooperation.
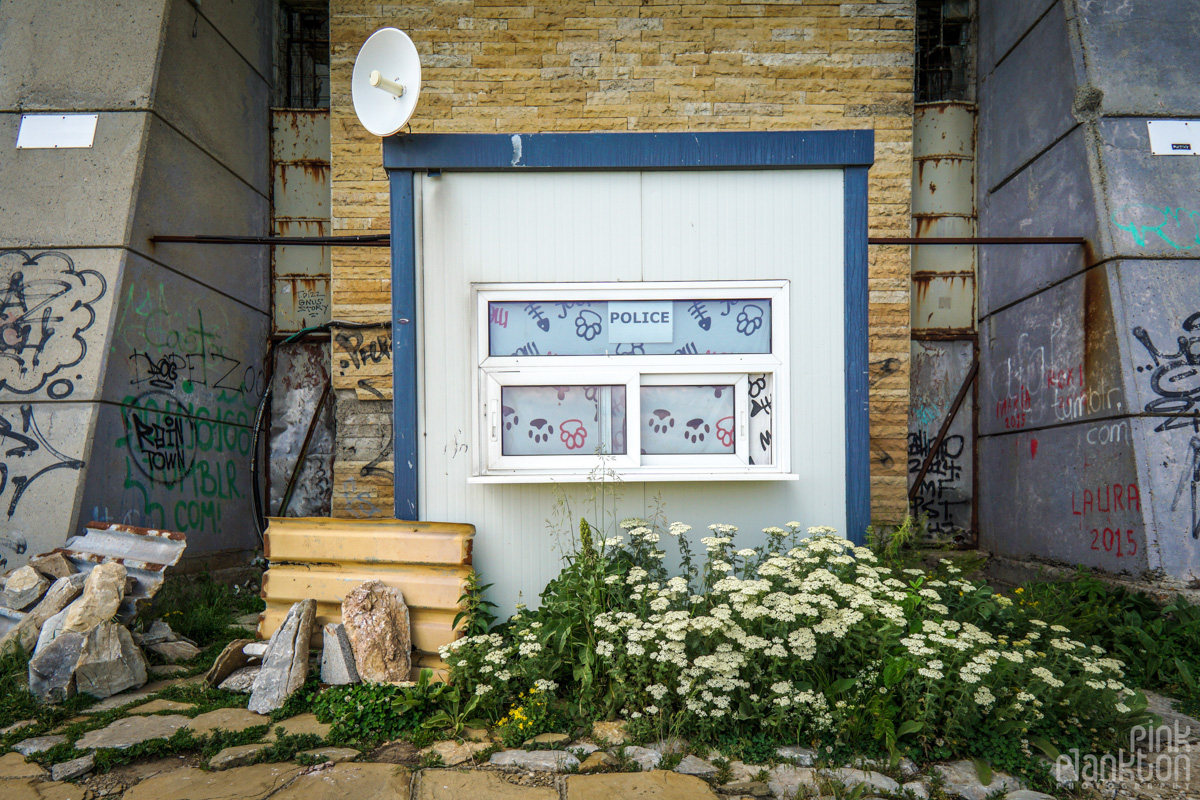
[383,130,875,171]
[386,129,873,539]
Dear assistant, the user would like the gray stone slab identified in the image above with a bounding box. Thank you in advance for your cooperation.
[248,599,314,714]
[320,623,360,685]
[75,714,190,750]
[489,749,580,773]
[12,735,67,756]
[29,630,84,702]
[978,2,1079,192]
[51,752,95,781]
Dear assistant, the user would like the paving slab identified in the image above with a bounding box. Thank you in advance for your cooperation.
[12,735,67,755]
[82,680,181,713]
[127,699,195,715]
[0,751,47,778]
[489,748,579,772]
[186,708,270,738]
[418,739,491,766]
[4,777,89,800]
[566,771,721,799]
[75,715,190,750]
[50,753,94,781]
[209,743,271,770]
[417,769,555,800]
[271,763,410,799]
[263,713,330,742]
[0,720,36,736]
[300,747,359,764]
[121,764,302,800]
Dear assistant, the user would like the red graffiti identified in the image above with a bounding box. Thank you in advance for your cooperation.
[996,385,1032,430]
[1071,483,1141,515]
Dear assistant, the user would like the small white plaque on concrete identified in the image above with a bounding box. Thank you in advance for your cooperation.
[1147,120,1199,155]
[608,301,674,344]
[16,114,99,149]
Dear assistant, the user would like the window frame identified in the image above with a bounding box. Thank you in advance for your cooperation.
[471,280,794,483]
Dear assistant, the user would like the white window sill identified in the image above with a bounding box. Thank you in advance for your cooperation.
[468,470,799,484]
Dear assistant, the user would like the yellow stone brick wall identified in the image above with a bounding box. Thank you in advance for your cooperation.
[329,0,913,522]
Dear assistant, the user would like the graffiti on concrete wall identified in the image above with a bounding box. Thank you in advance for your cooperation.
[1112,204,1200,252]
[1132,312,1200,434]
[909,341,973,537]
[1172,437,1200,541]
[0,249,107,398]
[109,282,262,537]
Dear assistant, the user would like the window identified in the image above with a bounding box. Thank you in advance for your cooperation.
[472,281,793,482]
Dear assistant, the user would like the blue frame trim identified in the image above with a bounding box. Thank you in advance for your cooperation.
[843,167,870,544]
[384,131,874,171]
[390,170,419,520]
[387,130,873,536]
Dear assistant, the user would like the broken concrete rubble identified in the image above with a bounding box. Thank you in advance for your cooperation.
[0,573,86,654]
[248,599,314,713]
[73,621,149,699]
[342,580,412,683]
[2,565,49,610]
[63,561,126,633]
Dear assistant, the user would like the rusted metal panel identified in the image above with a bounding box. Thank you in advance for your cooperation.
[912,156,975,218]
[260,517,474,681]
[273,278,331,332]
[913,101,976,157]
[912,273,976,330]
[909,341,975,540]
[39,522,187,622]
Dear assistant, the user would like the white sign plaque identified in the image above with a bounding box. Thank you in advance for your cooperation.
[607,301,674,344]
[1147,120,1199,156]
[16,114,99,149]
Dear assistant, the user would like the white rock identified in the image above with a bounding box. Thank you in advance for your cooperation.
[674,754,716,778]
[489,749,580,772]
[243,642,268,657]
[776,745,817,766]
[934,760,1023,800]
[248,599,314,714]
[74,621,149,699]
[12,735,67,755]
[821,767,900,795]
[768,765,816,799]
[320,623,360,685]
[51,752,95,781]
[220,665,261,693]
[621,745,662,771]
[903,780,931,799]
[0,573,85,654]
[28,630,84,702]
[62,562,126,634]
[1,566,48,610]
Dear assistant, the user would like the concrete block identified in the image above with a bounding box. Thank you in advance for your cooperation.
[183,0,272,80]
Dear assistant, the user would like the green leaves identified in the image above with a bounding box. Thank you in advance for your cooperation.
[896,720,923,738]
[970,756,993,786]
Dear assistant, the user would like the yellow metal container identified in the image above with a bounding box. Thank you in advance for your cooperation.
[260,517,475,681]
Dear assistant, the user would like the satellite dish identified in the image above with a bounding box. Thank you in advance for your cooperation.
[352,28,422,137]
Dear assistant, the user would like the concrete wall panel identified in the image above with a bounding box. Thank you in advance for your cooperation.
[978,0,1058,76]
[0,402,96,569]
[0,248,125,403]
[980,265,1127,437]
[978,419,1148,573]
[191,0,273,81]
[130,117,270,310]
[84,252,267,554]
[154,0,271,194]
[1075,0,1200,117]
[978,126,1097,316]
[978,1,1079,192]
[0,0,166,111]
[0,112,145,248]
[1100,118,1200,259]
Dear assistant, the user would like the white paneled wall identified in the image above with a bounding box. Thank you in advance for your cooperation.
[419,169,845,616]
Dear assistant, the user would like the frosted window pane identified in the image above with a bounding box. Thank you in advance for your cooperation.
[488,299,771,356]
[501,385,627,456]
[641,385,735,455]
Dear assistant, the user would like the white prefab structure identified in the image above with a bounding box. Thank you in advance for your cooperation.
[415,168,848,614]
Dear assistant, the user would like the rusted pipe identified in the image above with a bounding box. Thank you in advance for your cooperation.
[151,234,391,246]
[908,357,979,503]
[870,236,1087,245]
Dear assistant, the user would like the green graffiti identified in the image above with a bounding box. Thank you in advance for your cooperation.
[1112,203,1200,250]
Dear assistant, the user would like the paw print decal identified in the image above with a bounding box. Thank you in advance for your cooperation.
[648,409,675,433]
[528,418,554,444]
[736,304,764,336]
[575,309,602,341]
[684,418,710,443]
[560,419,587,450]
[502,405,519,431]
[716,416,735,447]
